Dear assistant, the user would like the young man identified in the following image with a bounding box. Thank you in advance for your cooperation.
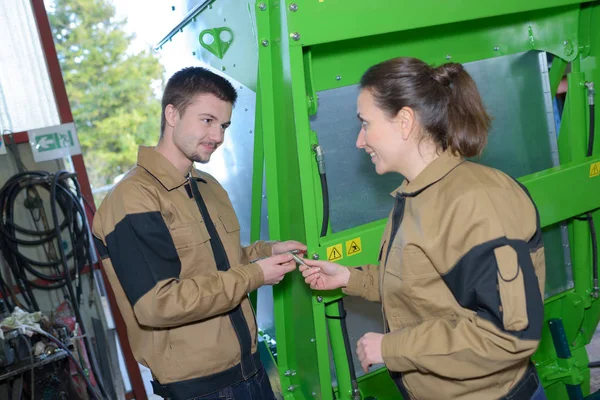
[92,67,305,399]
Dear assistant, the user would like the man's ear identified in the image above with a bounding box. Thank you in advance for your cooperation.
[165,104,178,128]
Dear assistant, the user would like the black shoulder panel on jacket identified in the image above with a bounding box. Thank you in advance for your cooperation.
[105,212,181,306]
[93,236,109,259]
[442,237,543,341]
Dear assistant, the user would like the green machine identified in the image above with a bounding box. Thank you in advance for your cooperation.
[157,1,600,398]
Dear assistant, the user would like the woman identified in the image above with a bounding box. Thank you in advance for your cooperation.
[300,57,547,399]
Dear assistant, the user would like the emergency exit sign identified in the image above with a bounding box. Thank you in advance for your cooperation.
[29,122,81,162]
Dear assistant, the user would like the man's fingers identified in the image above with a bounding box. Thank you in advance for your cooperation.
[362,361,370,374]
[283,262,297,273]
[272,253,294,264]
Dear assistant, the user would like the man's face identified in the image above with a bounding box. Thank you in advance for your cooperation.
[172,93,232,164]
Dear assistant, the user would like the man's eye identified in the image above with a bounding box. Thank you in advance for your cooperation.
[202,119,212,124]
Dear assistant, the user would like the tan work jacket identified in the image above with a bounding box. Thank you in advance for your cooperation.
[345,150,546,399]
[92,146,273,391]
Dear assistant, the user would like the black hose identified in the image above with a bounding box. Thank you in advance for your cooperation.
[0,170,106,398]
[320,174,330,237]
[0,171,86,293]
[49,172,108,399]
[586,99,598,298]
[40,330,102,400]
[314,145,360,399]
[588,104,595,158]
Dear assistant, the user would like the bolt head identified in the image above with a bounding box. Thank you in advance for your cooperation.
[259,2,267,10]
[445,55,452,60]
[291,32,301,41]
[317,296,323,303]
[493,46,500,51]
[262,39,269,47]
[312,253,319,260]
[290,3,299,11]
[336,75,341,81]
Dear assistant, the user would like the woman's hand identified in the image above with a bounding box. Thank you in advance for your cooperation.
[299,259,351,291]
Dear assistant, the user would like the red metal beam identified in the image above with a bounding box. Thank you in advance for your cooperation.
[29,1,148,399]
[4,131,29,145]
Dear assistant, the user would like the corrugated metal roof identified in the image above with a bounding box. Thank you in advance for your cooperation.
[0,0,60,133]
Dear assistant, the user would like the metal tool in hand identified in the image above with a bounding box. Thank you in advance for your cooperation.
[250,249,303,264]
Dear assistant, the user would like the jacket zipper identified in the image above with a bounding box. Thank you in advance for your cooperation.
[381,194,406,333]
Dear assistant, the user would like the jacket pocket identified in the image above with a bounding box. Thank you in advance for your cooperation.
[169,221,210,250]
[494,245,529,331]
[219,214,241,233]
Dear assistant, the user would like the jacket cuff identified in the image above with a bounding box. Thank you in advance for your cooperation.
[263,240,279,257]
[381,330,415,372]
[233,263,265,293]
[342,267,365,296]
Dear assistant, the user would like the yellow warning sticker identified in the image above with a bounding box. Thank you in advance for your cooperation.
[346,237,362,257]
[327,244,343,261]
[591,162,600,178]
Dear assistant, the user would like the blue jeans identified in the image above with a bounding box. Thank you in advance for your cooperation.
[531,382,547,400]
[194,367,276,400]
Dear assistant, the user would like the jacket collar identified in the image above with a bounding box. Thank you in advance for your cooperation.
[391,149,464,198]
[137,146,205,191]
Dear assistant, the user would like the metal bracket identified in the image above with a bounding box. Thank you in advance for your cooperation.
[199,27,234,59]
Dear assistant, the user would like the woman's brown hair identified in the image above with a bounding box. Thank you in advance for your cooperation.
[359,57,491,158]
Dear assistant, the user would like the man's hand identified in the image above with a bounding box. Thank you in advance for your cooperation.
[272,240,307,256]
[357,332,384,373]
[299,259,351,291]
[256,253,297,285]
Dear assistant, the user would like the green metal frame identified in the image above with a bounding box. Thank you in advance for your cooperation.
[159,1,600,398]
[253,1,600,399]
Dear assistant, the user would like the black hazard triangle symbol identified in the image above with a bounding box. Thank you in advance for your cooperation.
[328,247,342,261]
[348,241,361,255]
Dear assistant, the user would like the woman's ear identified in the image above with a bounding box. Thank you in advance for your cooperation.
[396,107,416,141]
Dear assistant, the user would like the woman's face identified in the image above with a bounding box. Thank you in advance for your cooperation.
[356,89,409,175]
